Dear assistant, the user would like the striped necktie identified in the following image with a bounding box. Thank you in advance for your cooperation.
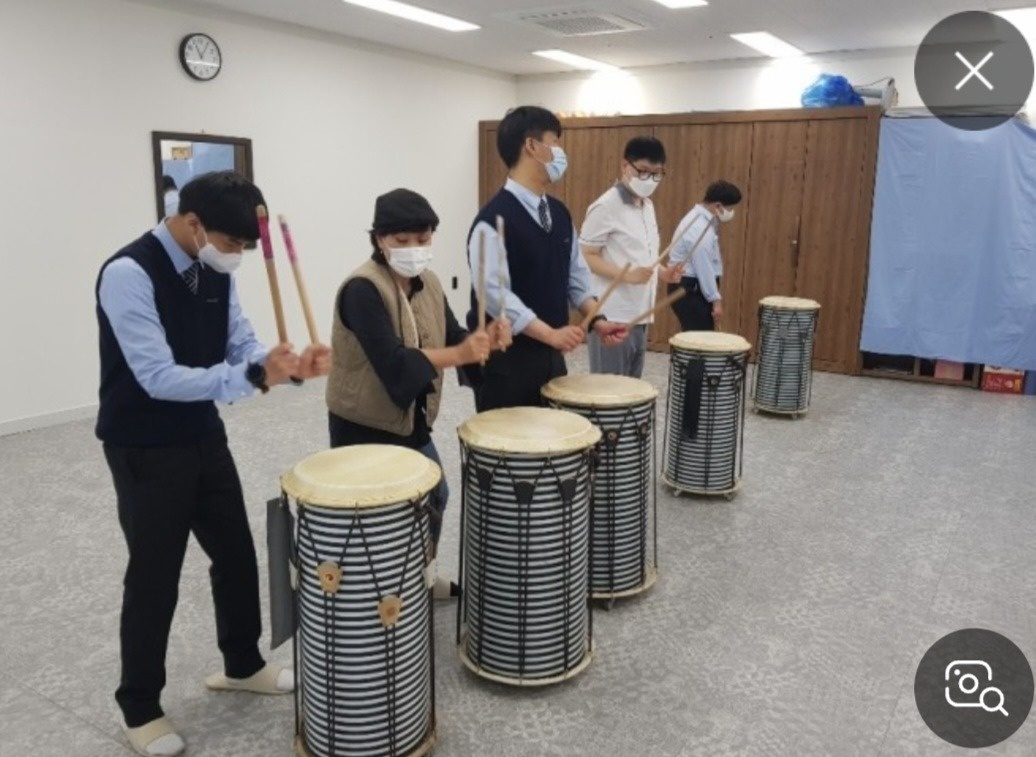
[538,197,552,233]
[182,262,200,294]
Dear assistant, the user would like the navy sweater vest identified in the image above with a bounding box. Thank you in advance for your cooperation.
[95,232,230,447]
[468,189,573,332]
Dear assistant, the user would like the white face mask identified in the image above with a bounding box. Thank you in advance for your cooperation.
[718,207,736,223]
[195,229,242,274]
[628,176,660,198]
[385,246,433,278]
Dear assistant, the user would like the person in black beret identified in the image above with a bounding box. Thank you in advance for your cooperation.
[325,188,511,597]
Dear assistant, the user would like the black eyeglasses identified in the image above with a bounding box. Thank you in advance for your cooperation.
[630,165,666,182]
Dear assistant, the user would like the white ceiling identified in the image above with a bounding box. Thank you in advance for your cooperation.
[177,0,1028,75]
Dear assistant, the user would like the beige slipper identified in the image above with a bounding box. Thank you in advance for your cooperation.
[204,663,294,694]
[123,716,185,757]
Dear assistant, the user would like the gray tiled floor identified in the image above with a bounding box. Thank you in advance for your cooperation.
[1,349,1034,756]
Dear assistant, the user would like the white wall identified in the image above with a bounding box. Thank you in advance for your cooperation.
[0,0,515,433]
[516,48,918,116]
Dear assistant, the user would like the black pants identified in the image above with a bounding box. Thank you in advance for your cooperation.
[669,279,715,332]
[103,437,265,727]
[475,337,567,412]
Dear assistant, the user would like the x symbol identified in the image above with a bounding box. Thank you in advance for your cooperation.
[955,51,995,91]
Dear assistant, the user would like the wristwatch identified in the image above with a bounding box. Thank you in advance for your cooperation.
[588,314,608,329]
[245,362,269,394]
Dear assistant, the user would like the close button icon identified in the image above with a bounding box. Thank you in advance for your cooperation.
[915,11,1034,131]
[955,51,995,91]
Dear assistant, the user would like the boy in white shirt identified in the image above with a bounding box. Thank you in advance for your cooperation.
[580,137,676,377]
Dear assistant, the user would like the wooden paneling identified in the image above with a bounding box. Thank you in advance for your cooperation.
[477,108,882,375]
[738,121,808,351]
[479,128,508,206]
[796,117,872,373]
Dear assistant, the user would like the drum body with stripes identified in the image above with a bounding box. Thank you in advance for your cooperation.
[283,445,440,757]
[542,374,658,599]
[753,296,820,415]
[664,332,750,496]
[457,407,601,685]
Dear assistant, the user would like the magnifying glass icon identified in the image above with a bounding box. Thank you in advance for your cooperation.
[980,686,1009,717]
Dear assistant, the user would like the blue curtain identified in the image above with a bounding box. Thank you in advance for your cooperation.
[860,117,1036,370]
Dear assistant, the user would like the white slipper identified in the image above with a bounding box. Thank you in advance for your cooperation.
[123,716,185,757]
[204,663,294,694]
[433,576,461,600]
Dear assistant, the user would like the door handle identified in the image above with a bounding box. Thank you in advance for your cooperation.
[791,215,802,269]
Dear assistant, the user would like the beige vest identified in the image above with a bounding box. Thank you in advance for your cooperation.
[326,260,447,436]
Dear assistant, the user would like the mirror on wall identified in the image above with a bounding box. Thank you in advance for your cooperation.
[151,131,253,221]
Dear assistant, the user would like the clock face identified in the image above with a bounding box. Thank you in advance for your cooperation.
[179,33,222,81]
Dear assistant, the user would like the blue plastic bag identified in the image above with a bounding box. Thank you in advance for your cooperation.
[801,74,864,108]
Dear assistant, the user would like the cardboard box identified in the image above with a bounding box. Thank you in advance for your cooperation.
[934,360,965,381]
[982,366,1025,394]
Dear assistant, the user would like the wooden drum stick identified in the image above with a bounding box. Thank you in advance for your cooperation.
[628,288,687,327]
[256,205,289,344]
[495,215,508,353]
[477,228,487,332]
[653,213,712,269]
[278,214,320,344]
[580,263,631,330]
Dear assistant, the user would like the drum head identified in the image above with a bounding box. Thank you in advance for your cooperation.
[669,331,751,353]
[282,444,442,508]
[541,374,658,407]
[458,407,602,454]
[759,295,821,311]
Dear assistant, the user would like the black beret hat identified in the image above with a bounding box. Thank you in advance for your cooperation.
[372,188,439,235]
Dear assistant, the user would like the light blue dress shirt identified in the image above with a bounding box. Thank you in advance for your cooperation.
[98,221,268,404]
[468,178,595,334]
[669,204,723,303]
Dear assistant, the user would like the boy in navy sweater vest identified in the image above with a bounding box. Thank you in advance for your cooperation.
[96,171,329,756]
[466,106,627,410]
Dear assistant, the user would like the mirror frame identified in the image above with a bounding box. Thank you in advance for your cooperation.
[151,131,254,221]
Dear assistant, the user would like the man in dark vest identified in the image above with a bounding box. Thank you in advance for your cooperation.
[96,171,330,756]
[467,106,627,410]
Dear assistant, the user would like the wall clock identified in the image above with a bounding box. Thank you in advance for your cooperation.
[179,33,222,82]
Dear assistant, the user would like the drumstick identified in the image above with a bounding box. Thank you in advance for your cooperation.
[257,205,289,344]
[653,213,711,269]
[627,288,687,327]
[580,263,631,330]
[278,214,320,344]
[495,215,508,353]
[477,228,487,365]
[477,228,487,331]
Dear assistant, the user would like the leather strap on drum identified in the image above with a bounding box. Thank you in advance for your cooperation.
[682,358,707,439]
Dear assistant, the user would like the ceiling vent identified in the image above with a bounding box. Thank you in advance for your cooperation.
[505,7,650,37]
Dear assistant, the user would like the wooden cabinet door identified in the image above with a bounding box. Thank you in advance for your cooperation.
[796,117,873,373]
[479,127,509,206]
[738,121,808,352]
